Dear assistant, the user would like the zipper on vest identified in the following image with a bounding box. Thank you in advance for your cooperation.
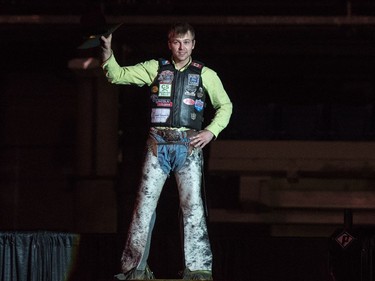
[171,69,181,127]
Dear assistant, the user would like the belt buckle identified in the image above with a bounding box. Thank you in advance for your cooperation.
[164,130,180,141]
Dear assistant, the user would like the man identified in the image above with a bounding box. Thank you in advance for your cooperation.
[100,22,232,280]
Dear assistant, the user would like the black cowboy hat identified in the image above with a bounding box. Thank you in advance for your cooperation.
[78,22,123,49]
[77,7,123,49]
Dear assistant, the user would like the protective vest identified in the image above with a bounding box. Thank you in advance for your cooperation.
[149,58,206,130]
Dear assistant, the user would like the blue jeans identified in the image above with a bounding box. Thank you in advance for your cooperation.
[151,130,191,174]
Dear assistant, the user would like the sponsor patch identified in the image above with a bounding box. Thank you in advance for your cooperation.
[151,108,170,123]
[191,62,203,69]
[158,70,174,83]
[184,85,197,96]
[183,98,195,106]
[188,74,200,86]
[151,86,159,93]
[150,94,158,102]
[156,99,173,107]
[196,87,204,98]
[194,99,204,112]
[161,60,171,65]
[159,83,172,97]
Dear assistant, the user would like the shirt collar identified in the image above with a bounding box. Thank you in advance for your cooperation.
[171,57,192,71]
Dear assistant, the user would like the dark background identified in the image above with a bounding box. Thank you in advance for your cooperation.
[2,1,375,280]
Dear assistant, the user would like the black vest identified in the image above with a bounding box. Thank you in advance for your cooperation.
[149,58,206,130]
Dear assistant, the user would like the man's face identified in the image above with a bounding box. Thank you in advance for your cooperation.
[168,31,195,64]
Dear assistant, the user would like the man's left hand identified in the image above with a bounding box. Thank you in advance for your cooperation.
[190,130,214,148]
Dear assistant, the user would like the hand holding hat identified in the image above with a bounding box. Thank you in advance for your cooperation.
[100,33,113,62]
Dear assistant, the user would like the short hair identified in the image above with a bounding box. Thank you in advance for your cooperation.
[168,22,195,41]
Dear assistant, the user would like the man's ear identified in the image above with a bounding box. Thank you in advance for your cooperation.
[192,39,196,49]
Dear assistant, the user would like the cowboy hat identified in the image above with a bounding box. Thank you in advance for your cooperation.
[77,7,123,49]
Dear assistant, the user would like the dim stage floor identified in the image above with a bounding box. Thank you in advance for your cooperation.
[0,225,334,281]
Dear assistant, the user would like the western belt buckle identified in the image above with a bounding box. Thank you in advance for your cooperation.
[163,130,180,141]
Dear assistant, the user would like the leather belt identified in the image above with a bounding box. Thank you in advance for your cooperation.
[151,128,198,142]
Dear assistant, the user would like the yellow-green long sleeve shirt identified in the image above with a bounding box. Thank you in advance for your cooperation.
[102,54,232,137]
